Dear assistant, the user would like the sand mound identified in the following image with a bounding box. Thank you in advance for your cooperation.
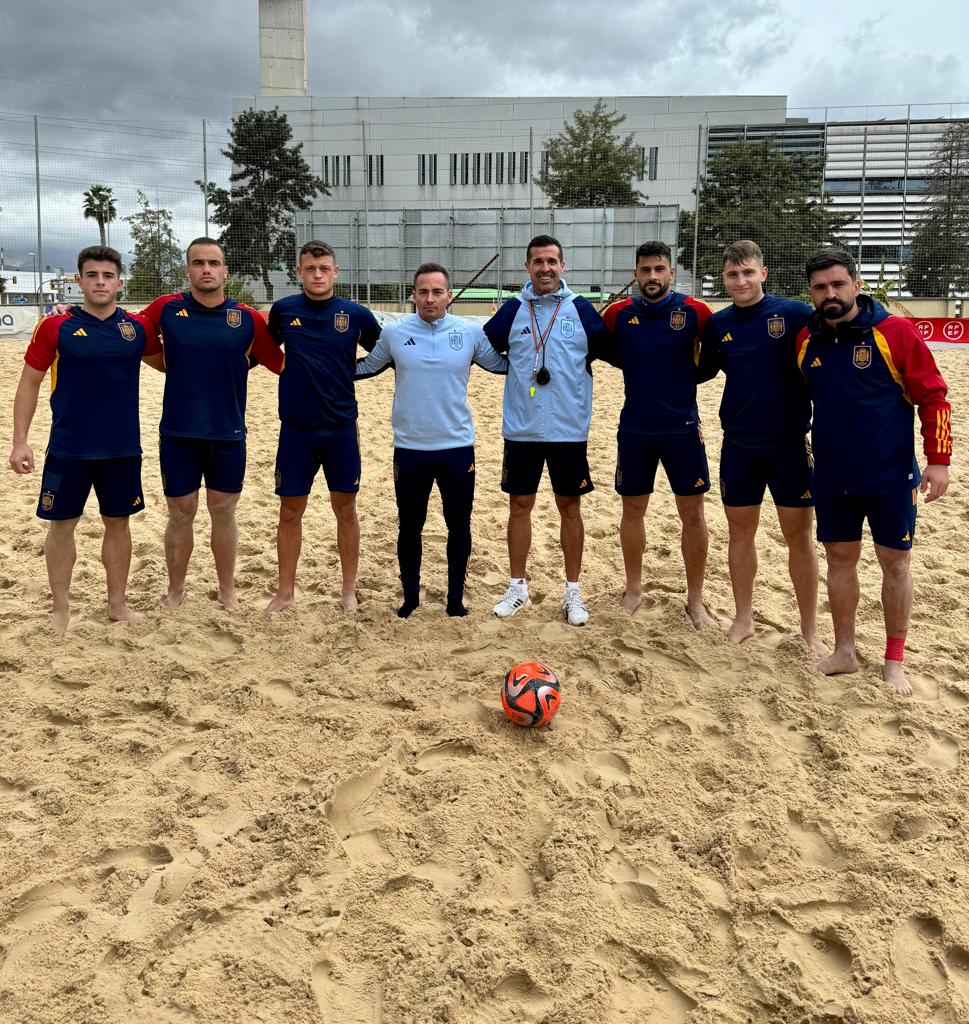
[1,340,967,1023]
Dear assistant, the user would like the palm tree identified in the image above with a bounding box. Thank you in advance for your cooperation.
[82,184,117,246]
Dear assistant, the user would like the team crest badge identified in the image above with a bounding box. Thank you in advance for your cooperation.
[118,321,137,341]
[41,491,55,511]
[669,310,687,331]
[226,308,242,328]
[560,318,575,339]
[767,316,785,338]
[274,470,282,490]
[449,331,463,351]
[853,345,872,369]
[334,312,350,333]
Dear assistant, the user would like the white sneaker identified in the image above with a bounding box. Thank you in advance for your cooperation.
[562,589,589,627]
[493,585,530,618]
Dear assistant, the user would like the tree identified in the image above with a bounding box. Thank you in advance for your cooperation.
[198,107,326,301]
[82,184,117,246]
[536,99,644,208]
[678,139,851,298]
[124,191,185,301]
[904,123,969,297]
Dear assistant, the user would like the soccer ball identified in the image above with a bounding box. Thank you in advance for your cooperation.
[501,661,561,728]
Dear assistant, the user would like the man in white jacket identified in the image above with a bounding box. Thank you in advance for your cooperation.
[356,263,507,617]
[483,235,611,626]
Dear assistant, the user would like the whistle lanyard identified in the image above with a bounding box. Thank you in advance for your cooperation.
[528,298,563,375]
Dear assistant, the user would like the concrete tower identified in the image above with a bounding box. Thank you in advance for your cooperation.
[259,0,307,96]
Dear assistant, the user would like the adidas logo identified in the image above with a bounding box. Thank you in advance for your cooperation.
[289,317,302,326]
[404,337,416,346]
[579,479,588,489]
[628,316,640,325]
[520,326,532,335]
[695,478,706,487]
[175,309,189,317]
[902,531,911,542]
[811,357,822,368]
[800,490,812,500]
[468,463,475,473]
[722,332,733,342]
[132,496,142,507]
[73,327,88,336]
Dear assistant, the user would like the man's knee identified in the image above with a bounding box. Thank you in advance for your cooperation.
[279,497,307,527]
[676,496,706,529]
[331,494,358,525]
[47,517,80,539]
[509,494,535,520]
[554,494,582,521]
[875,544,911,581]
[206,489,240,519]
[824,542,861,570]
[101,515,131,535]
[167,492,199,522]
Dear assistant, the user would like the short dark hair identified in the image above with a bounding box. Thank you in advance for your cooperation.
[635,241,672,265]
[722,240,763,266]
[413,262,450,288]
[805,246,857,282]
[77,245,122,275]
[186,236,225,262]
[299,240,336,263]
[526,234,563,262]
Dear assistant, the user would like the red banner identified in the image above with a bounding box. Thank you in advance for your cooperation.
[907,318,969,344]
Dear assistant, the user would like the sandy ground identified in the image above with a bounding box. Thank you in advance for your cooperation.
[0,337,967,1024]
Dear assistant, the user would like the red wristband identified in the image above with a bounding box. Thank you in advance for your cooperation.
[885,635,906,663]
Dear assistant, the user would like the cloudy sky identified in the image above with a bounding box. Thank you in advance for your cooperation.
[1,0,967,269]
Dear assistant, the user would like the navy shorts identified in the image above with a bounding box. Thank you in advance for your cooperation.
[615,428,710,497]
[37,453,144,520]
[501,440,593,497]
[159,435,246,497]
[719,436,814,508]
[275,421,361,496]
[815,487,918,550]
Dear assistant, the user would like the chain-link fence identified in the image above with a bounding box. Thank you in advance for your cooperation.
[1,100,967,318]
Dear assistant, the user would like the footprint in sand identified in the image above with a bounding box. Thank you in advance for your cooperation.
[595,940,699,1023]
[786,809,847,869]
[414,740,475,771]
[474,969,552,1020]
[771,914,853,1001]
[311,959,382,1024]
[590,751,631,787]
[914,731,960,772]
[256,679,297,706]
[893,915,947,994]
[323,766,391,865]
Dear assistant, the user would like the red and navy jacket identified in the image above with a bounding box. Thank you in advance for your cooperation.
[24,305,160,459]
[698,294,813,447]
[601,291,712,435]
[268,292,381,428]
[141,292,282,441]
[796,295,952,494]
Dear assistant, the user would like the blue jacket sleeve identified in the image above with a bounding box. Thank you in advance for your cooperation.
[573,296,615,369]
[355,327,394,380]
[483,298,520,354]
[695,320,721,384]
[471,327,509,375]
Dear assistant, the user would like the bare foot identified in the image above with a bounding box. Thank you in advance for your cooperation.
[726,617,755,644]
[817,647,860,675]
[686,602,716,630]
[162,589,186,609]
[883,660,913,696]
[49,607,70,635]
[262,592,294,617]
[341,589,359,614]
[620,588,643,613]
[804,632,831,660]
[108,604,145,624]
[218,588,240,613]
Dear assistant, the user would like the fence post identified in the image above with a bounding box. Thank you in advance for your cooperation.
[202,118,209,237]
[857,124,868,268]
[691,122,703,297]
[399,211,406,311]
[34,115,43,310]
[528,126,535,243]
[360,120,371,306]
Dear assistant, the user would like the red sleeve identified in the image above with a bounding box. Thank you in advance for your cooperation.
[23,315,67,373]
[795,326,811,373]
[241,303,283,375]
[601,297,631,333]
[139,294,177,335]
[883,317,952,464]
[129,312,162,356]
[686,297,712,337]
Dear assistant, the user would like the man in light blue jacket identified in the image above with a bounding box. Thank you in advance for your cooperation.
[484,235,611,626]
[356,263,507,617]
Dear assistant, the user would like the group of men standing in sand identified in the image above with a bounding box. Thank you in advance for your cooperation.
[8,232,952,696]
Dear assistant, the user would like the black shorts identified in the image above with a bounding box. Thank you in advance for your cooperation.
[719,436,814,508]
[37,453,144,520]
[159,435,246,497]
[815,487,918,550]
[275,421,361,496]
[615,428,710,497]
[501,440,593,497]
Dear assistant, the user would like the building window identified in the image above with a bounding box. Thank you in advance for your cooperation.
[636,146,645,181]
[368,154,384,187]
[473,152,482,185]
[322,155,330,187]
[648,146,658,181]
[496,152,504,184]
[461,153,470,186]
[343,155,351,187]
[508,151,516,182]
[418,154,426,186]
[540,150,549,177]
[484,152,492,185]
[332,155,340,188]
[429,154,437,186]
[520,151,529,184]
[450,153,458,186]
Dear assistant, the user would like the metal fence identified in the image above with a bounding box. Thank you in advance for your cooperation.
[1,100,967,311]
